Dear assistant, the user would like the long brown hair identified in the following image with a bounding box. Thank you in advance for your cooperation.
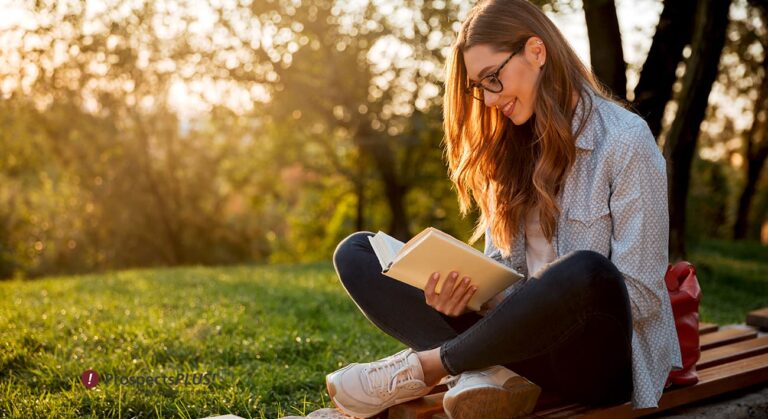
[443,0,607,258]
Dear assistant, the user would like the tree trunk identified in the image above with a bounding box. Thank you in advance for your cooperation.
[734,4,768,240]
[355,157,365,232]
[583,0,627,98]
[357,130,412,241]
[633,0,697,138]
[734,61,768,239]
[664,0,732,261]
[734,138,768,239]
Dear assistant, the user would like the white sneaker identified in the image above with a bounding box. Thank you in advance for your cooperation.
[325,348,435,418]
[442,365,541,419]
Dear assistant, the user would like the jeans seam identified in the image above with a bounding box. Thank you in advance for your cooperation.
[440,344,458,376]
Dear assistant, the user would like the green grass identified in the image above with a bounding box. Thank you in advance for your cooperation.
[688,239,768,324]
[0,240,766,417]
[0,262,405,418]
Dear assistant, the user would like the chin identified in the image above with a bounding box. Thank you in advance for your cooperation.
[509,112,533,126]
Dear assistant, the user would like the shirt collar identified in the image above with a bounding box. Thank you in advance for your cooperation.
[571,87,598,151]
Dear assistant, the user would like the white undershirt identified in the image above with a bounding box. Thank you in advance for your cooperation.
[524,205,557,278]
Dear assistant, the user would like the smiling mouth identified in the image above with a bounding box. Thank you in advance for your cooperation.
[501,98,517,117]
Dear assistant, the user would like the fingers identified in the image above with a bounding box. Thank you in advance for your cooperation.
[447,276,470,305]
[425,272,439,306]
[455,282,477,315]
[446,279,476,316]
[425,271,459,307]
[426,271,476,317]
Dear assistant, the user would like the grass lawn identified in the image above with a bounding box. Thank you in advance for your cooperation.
[1,239,766,418]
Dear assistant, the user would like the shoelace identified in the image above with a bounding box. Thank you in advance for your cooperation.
[364,351,417,395]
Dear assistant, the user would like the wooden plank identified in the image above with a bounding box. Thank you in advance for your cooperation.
[388,392,445,419]
[747,307,768,330]
[407,324,761,419]
[699,322,719,334]
[529,328,765,418]
[698,336,768,369]
[531,403,589,417]
[548,352,768,418]
[533,391,570,411]
[699,328,757,351]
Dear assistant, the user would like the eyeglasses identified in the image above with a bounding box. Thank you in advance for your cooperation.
[464,42,525,101]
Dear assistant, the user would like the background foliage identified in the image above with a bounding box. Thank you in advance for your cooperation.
[0,0,766,280]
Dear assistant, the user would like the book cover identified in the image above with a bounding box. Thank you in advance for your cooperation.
[368,227,523,311]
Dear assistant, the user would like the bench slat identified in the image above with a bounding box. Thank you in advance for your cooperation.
[393,323,766,419]
[698,336,768,369]
[699,328,757,351]
[550,352,768,418]
[527,322,744,417]
[747,308,768,330]
[388,392,445,419]
[699,322,719,334]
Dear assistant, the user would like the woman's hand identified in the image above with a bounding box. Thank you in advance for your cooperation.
[425,271,478,317]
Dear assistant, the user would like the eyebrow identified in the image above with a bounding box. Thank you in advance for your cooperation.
[469,65,496,83]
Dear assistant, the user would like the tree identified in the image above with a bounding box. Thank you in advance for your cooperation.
[582,0,627,98]
[632,0,697,137]
[663,0,733,260]
[733,2,768,240]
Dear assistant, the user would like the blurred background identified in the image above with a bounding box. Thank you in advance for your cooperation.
[0,0,766,280]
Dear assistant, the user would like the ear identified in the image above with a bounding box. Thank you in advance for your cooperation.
[524,36,546,69]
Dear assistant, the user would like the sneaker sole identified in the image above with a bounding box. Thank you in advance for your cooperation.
[443,375,541,419]
[325,371,435,418]
[324,371,383,418]
[325,373,363,418]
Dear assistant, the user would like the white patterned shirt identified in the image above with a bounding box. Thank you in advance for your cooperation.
[483,88,683,409]
[524,204,557,277]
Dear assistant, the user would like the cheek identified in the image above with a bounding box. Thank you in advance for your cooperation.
[520,70,541,102]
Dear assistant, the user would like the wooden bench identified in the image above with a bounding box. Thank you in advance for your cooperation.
[384,310,768,419]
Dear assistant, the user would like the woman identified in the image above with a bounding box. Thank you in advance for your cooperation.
[326,0,682,417]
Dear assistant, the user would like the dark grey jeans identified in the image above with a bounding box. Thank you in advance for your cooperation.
[332,231,634,407]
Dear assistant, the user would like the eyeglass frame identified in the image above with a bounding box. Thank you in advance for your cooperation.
[464,41,527,101]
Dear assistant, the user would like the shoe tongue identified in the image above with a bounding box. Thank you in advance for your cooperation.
[405,352,425,382]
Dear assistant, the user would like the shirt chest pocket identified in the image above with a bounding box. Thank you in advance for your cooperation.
[563,197,612,255]
[567,201,610,227]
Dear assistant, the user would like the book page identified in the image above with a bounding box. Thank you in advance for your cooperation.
[397,227,434,256]
[381,233,405,256]
[368,232,405,271]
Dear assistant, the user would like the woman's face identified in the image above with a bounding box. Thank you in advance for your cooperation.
[463,38,546,125]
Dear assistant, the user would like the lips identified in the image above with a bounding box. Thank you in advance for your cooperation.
[501,98,517,118]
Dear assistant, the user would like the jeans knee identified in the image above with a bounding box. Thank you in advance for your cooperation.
[558,250,625,297]
[332,231,375,272]
[570,249,609,267]
[333,231,375,259]
[569,250,621,279]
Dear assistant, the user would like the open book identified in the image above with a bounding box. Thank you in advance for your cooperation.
[368,227,524,311]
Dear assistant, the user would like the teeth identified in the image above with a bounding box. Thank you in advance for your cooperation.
[503,99,515,114]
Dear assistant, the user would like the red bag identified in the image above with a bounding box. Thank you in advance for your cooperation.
[664,261,701,387]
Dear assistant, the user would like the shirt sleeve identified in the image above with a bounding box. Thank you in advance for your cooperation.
[609,119,670,324]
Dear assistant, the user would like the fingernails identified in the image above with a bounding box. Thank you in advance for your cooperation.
[462,277,469,285]
[432,272,439,279]
[451,272,458,279]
